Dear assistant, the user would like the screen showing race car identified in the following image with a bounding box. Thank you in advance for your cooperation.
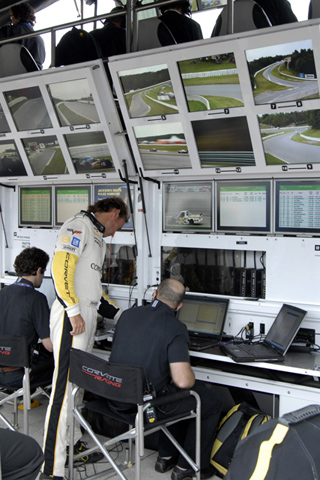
[64,131,115,174]
[118,64,179,118]
[246,39,319,106]
[21,135,68,176]
[163,181,212,232]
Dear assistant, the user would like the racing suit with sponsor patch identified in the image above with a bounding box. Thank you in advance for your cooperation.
[42,212,121,477]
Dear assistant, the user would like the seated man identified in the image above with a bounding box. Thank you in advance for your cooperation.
[90,6,126,59]
[159,0,203,44]
[0,428,43,480]
[110,278,222,480]
[0,2,46,69]
[0,247,53,390]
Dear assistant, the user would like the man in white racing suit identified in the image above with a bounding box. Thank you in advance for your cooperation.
[41,197,128,479]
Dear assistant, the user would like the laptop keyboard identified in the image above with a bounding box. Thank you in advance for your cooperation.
[238,343,279,358]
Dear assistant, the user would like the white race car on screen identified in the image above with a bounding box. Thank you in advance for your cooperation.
[171,210,203,225]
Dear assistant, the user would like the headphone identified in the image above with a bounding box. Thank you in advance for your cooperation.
[81,210,105,233]
[159,0,192,15]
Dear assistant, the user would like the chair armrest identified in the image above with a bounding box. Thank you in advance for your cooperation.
[147,389,192,408]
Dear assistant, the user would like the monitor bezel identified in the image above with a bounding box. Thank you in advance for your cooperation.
[54,184,91,227]
[19,185,53,228]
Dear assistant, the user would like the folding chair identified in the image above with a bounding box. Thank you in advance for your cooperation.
[0,334,51,435]
[68,348,201,480]
[211,0,272,36]
[0,43,39,77]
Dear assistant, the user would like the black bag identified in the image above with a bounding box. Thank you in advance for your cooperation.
[54,26,102,66]
[224,404,320,480]
[211,402,270,477]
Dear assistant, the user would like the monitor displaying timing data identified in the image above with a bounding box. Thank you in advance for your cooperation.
[275,180,320,235]
[19,186,52,227]
[55,186,91,226]
[216,180,271,233]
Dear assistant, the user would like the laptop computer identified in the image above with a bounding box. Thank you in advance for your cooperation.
[221,304,307,362]
[177,295,229,351]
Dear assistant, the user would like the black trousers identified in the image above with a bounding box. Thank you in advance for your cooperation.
[0,350,54,390]
[0,428,43,480]
[157,383,222,470]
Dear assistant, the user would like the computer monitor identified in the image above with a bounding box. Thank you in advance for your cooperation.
[21,135,68,176]
[177,294,229,339]
[163,181,212,232]
[246,38,319,106]
[54,185,91,226]
[216,180,271,233]
[275,179,320,235]
[19,186,52,227]
[93,183,134,230]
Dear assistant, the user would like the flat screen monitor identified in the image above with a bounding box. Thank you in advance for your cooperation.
[21,135,69,176]
[163,181,212,232]
[178,52,243,113]
[19,186,52,227]
[275,179,320,235]
[197,0,227,10]
[0,103,10,133]
[133,122,191,170]
[3,86,52,131]
[55,185,91,226]
[0,139,27,177]
[246,39,319,106]
[47,78,101,126]
[258,109,320,166]
[177,295,229,339]
[192,116,255,168]
[216,180,271,233]
[64,131,115,174]
[93,183,134,230]
[118,64,178,118]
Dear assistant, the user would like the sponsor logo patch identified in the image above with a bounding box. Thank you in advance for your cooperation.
[62,235,70,244]
[71,237,81,248]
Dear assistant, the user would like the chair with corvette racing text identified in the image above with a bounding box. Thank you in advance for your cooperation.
[68,348,201,480]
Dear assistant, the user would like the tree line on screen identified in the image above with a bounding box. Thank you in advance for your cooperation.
[121,69,171,93]
[260,110,320,129]
[248,49,316,86]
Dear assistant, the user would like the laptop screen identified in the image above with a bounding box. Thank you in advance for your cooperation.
[177,295,229,340]
[264,304,307,353]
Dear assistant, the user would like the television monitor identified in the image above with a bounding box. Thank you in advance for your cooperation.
[64,131,115,174]
[3,86,52,131]
[0,103,10,133]
[258,109,320,166]
[246,39,319,106]
[197,0,227,10]
[216,180,271,233]
[192,116,255,168]
[0,139,27,177]
[275,179,320,235]
[93,183,134,230]
[118,64,179,118]
[163,181,212,232]
[54,186,91,226]
[21,135,69,176]
[47,78,101,127]
[133,122,191,170]
[178,52,243,113]
[19,186,52,227]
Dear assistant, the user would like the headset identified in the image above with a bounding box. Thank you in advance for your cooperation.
[159,0,192,15]
[80,210,105,234]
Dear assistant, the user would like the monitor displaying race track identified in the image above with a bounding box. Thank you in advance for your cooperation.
[21,135,68,176]
[178,52,244,113]
[118,64,179,119]
[246,39,319,106]
[47,78,101,127]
